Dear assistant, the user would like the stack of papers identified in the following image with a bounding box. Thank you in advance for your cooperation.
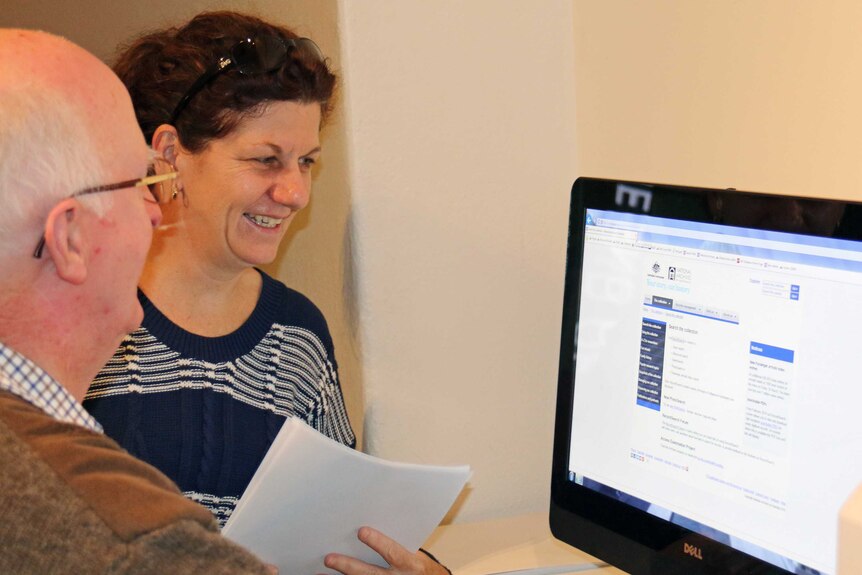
[222,418,471,573]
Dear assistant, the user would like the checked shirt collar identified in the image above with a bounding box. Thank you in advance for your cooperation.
[0,341,102,433]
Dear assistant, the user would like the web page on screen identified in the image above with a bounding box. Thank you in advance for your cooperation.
[568,209,862,574]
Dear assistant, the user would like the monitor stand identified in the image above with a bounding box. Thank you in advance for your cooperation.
[425,512,618,575]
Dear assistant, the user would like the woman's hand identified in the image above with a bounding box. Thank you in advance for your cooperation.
[323,527,450,575]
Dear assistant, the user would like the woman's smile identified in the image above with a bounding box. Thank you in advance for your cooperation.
[243,213,285,229]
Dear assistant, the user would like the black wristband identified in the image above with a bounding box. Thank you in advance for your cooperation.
[418,548,452,575]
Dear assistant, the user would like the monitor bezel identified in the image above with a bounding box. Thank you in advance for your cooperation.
[549,177,856,575]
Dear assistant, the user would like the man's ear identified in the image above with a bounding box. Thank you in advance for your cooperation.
[43,198,88,285]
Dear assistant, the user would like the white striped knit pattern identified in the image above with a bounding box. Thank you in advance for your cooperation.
[88,324,352,437]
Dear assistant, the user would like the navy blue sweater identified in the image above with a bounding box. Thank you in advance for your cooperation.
[84,270,355,527]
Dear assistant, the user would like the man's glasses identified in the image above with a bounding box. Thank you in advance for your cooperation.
[32,169,178,259]
[168,34,325,125]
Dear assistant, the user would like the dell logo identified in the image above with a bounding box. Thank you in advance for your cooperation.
[684,543,703,560]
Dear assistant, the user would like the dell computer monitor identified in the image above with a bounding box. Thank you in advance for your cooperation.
[550,177,862,575]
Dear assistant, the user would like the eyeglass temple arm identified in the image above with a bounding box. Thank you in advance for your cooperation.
[168,58,234,126]
[32,172,178,258]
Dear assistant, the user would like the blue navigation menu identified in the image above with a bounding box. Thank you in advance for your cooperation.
[637,318,666,411]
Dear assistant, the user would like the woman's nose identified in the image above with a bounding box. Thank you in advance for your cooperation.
[270,170,310,210]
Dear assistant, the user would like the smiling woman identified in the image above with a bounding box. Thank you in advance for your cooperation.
[81,8,352,531]
[81,12,451,575]
[159,100,321,275]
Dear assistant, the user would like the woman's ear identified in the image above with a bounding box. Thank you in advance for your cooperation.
[43,198,88,285]
[151,124,181,166]
[151,124,186,204]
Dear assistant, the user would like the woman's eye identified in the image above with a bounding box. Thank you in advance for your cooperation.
[255,156,280,167]
[299,157,317,171]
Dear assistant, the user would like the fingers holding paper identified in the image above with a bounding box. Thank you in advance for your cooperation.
[323,527,449,575]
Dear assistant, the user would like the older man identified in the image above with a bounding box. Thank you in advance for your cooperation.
[0,29,271,573]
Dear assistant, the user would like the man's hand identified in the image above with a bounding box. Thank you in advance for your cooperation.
[323,527,449,575]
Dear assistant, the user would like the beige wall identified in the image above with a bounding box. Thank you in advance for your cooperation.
[336,0,577,522]
[571,0,862,201]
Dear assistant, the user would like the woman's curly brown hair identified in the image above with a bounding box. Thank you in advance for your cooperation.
[113,11,336,152]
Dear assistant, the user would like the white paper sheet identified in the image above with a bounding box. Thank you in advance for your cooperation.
[221,418,471,574]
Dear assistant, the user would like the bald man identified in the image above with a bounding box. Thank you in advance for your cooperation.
[0,30,271,573]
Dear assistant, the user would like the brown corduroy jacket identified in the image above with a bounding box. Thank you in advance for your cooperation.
[0,390,271,574]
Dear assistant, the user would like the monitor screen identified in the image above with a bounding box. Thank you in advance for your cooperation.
[550,177,862,575]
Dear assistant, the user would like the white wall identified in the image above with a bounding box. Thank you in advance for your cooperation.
[571,0,862,201]
[338,0,862,524]
[336,1,577,522]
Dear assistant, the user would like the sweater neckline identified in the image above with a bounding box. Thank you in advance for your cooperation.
[138,269,280,363]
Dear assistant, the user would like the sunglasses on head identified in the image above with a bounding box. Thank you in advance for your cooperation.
[168,34,325,126]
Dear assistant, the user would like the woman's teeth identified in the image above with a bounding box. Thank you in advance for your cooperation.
[245,214,283,228]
